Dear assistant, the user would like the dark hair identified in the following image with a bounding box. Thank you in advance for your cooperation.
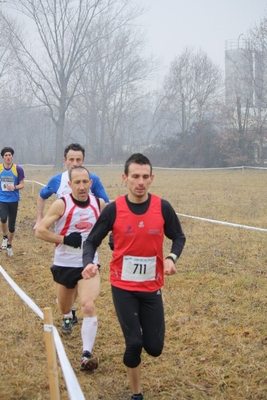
[68,166,90,181]
[124,153,152,175]
[64,143,85,158]
[1,147,14,157]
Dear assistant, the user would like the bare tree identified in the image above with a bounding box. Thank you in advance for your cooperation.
[224,15,267,166]
[0,68,55,163]
[159,47,222,137]
[246,17,267,165]
[0,15,15,84]
[71,13,155,161]
[2,0,137,167]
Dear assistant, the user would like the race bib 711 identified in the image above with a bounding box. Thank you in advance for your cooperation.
[121,255,156,282]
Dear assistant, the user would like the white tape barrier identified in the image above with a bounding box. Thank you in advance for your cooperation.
[0,265,85,400]
[20,163,267,170]
[0,265,44,319]
[52,327,86,400]
[24,179,267,232]
[177,213,267,232]
[25,179,45,187]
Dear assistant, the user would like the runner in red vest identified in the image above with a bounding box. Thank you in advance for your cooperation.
[82,153,186,400]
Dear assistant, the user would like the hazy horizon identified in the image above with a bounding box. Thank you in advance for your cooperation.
[139,0,267,79]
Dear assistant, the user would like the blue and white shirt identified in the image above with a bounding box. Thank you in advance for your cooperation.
[0,163,25,202]
[40,170,109,202]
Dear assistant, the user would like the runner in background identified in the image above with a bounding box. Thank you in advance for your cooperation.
[0,146,25,257]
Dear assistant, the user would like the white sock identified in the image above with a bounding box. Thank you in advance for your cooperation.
[72,303,76,311]
[81,316,98,353]
[64,311,72,319]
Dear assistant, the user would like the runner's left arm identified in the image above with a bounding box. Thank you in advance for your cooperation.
[162,199,186,258]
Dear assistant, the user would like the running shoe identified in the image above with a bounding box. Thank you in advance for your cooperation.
[2,237,8,249]
[131,394,144,400]
[80,351,98,371]
[72,315,78,325]
[61,318,72,334]
[7,246,13,256]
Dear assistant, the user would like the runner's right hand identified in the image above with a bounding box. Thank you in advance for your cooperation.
[63,232,82,248]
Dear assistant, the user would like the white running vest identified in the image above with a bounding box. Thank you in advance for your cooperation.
[56,170,94,198]
[53,193,100,267]
[56,170,71,198]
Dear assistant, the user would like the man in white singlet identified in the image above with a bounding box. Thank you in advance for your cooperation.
[36,166,105,371]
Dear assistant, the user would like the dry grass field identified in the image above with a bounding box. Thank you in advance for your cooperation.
[0,165,267,400]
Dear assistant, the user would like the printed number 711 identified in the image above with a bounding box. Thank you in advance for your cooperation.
[133,264,147,274]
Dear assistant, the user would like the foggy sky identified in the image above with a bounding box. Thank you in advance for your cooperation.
[139,0,267,78]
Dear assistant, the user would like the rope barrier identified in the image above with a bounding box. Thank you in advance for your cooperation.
[24,179,267,232]
[52,327,85,400]
[25,179,45,187]
[0,265,44,319]
[0,265,85,400]
[20,164,267,170]
[177,213,267,232]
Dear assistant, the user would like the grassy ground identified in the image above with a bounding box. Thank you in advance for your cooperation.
[0,166,267,400]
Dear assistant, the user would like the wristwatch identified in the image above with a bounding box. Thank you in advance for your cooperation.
[165,253,178,264]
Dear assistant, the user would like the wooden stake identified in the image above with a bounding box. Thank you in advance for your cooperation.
[43,307,60,400]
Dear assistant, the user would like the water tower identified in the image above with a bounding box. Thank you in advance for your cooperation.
[225,37,254,108]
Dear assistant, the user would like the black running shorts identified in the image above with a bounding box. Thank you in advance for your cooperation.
[50,265,84,289]
[50,264,100,289]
